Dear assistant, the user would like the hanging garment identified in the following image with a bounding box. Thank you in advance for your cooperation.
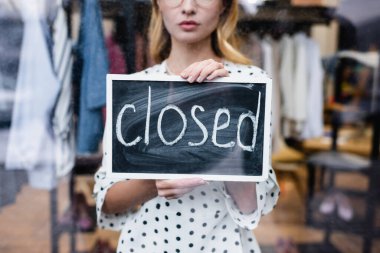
[0,11,23,125]
[0,168,28,208]
[301,38,324,139]
[76,0,109,154]
[292,33,309,133]
[52,4,75,178]
[0,7,28,209]
[270,39,283,153]
[338,50,380,112]
[261,36,279,151]
[106,35,126,74]
[279,35,295,137]
[240,33,263,68]
[261,37,273,76]
[5,0,60,189]
[135,33,145,72]
[0,129,28,209]
[53,55,74,178]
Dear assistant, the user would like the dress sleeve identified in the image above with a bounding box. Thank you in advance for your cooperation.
[93,131,131,231]
[217,167,280,230]
[92,67,163,231]
[217,63,279,229]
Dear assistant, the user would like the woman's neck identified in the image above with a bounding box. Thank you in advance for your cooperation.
[166,38,221,75]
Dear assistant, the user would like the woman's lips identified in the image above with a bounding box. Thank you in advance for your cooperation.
[179,21,199,31]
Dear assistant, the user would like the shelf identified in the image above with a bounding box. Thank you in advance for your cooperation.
[307,193,380,236]
[238,5,334,33]
[73,154,102,174]
[55,206,97,234]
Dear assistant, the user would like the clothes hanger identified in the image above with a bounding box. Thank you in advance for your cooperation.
[338,50,379,69]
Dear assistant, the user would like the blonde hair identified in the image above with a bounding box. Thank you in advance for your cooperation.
[149,0,251,65]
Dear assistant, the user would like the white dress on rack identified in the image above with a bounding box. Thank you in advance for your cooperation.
[301,38,324,139]
[5,0,60,189]
[293,33,309,132]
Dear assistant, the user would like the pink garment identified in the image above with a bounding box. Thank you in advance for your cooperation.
[135,33,155,71]
[135,33,145,72]
[106,36,126,74]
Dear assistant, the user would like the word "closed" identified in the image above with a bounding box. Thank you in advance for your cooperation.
[115,86,261,152]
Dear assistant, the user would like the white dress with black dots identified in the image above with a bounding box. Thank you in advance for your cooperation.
[93,60,280,253]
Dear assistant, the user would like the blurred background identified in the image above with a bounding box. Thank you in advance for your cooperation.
[0,0,379,252]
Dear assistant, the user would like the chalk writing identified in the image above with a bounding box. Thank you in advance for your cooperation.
[115,86,261,152]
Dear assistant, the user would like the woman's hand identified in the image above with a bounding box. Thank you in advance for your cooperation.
[156,178,207,199]
[180,59,228,83]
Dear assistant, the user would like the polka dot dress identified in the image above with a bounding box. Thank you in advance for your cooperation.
[93,60,280,253]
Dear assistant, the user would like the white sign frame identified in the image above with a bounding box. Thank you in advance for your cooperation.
[106,74,272,182]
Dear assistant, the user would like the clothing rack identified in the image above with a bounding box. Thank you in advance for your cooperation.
[50,1,103,253]
[51,1,141,252]
[101,1,336,72]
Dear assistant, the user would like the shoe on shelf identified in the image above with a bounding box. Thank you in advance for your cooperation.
[76,192,96,232]
[319,194,336,214]
[58,207,76,226]
[77,215,94,231]
[275,237,299,253]
[335,193,354,221]
[89,239,116,253]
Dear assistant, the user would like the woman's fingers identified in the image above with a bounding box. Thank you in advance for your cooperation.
[156,187,193,199]
[181,59,213,82]
[180,59,226,83]
[180,61,201,79]
[205,68,229,81]
[156,178,206,189]
[189,60,218,82]
[180,59,211,78]
[155,178,206,199]
[197,61,225,82]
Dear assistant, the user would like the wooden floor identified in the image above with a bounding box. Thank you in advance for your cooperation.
[0,169,379,253]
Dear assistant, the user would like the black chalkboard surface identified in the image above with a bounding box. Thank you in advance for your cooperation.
[106,74,272,182]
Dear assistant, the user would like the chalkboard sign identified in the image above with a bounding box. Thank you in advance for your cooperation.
[106,74,272,182]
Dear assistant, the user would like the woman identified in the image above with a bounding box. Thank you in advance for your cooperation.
[94,0,279,252]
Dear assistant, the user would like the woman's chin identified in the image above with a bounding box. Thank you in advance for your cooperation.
[172,33,211,46]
